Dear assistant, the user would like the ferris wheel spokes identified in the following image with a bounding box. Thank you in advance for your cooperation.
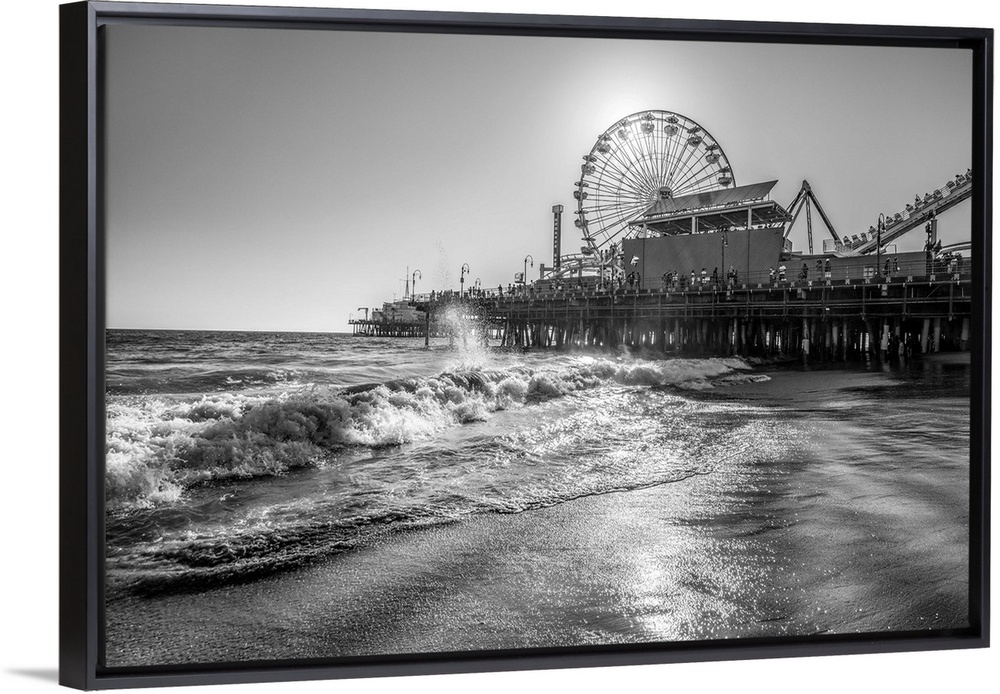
[569,111,737,265]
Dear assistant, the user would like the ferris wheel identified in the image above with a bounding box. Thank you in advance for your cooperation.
[574,110,736,252]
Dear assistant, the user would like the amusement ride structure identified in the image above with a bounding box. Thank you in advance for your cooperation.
[575,111,735,247]
[554,110,737,281]
[544,109,972,285]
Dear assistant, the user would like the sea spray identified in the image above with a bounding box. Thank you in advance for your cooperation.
[439,304,492,370]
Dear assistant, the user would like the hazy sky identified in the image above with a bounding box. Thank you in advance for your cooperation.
[104,23,973,331]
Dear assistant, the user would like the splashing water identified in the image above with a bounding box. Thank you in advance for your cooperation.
[439,305,492,370]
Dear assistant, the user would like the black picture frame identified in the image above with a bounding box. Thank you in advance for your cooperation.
[59,1,992,690]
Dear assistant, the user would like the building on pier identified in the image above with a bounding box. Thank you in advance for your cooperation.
[623,180,792,290]
[349,299,435,337]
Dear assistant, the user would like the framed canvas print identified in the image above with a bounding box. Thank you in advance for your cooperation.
[59,0,991,690]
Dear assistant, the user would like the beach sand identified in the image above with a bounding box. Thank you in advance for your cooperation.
[104,367,970,668]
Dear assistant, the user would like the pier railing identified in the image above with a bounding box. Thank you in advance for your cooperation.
[428,263,970,306]
[430,257,970,302]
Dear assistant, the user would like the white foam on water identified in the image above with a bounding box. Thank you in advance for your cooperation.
[105,354,759,509]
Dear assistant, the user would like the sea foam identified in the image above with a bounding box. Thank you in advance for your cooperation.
[106,355,754,508]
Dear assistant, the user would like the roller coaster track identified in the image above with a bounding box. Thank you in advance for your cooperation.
[547,173,973,278]
[839,174,972,255]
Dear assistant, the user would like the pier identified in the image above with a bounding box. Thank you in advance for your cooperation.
[414,269,972,360]
[348,318,430,338]
[348,111,974,363]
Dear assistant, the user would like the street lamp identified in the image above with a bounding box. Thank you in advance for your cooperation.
[721,229,729,285]
[411,269,422,297]
[523,254,534,286]
[460,263,470,297]
[876,213,885,278]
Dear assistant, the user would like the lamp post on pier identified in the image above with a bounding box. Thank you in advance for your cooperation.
[460,263,470,298]
[721,229,729,285]
[411,269,422,298]
[523,254,534,287]
[876,213,885,278]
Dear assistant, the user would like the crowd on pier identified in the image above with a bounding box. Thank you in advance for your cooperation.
[423,255,968,308]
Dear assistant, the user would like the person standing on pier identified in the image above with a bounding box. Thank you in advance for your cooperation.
[769,267,776,284]
[778,264,786,282]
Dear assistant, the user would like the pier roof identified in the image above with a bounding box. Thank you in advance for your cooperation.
[633,180,791,236]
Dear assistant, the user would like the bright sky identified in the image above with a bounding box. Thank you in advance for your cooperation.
[103,21,973,332]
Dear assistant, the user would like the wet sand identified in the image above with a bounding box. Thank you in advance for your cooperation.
[104,366,970,667]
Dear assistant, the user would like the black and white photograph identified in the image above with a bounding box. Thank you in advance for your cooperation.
[3,2,994,694]
[99,3,983,668]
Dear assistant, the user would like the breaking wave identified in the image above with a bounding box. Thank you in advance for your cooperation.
[106,356,757,509]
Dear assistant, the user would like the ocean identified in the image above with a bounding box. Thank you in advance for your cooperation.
[103,327,971,665]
